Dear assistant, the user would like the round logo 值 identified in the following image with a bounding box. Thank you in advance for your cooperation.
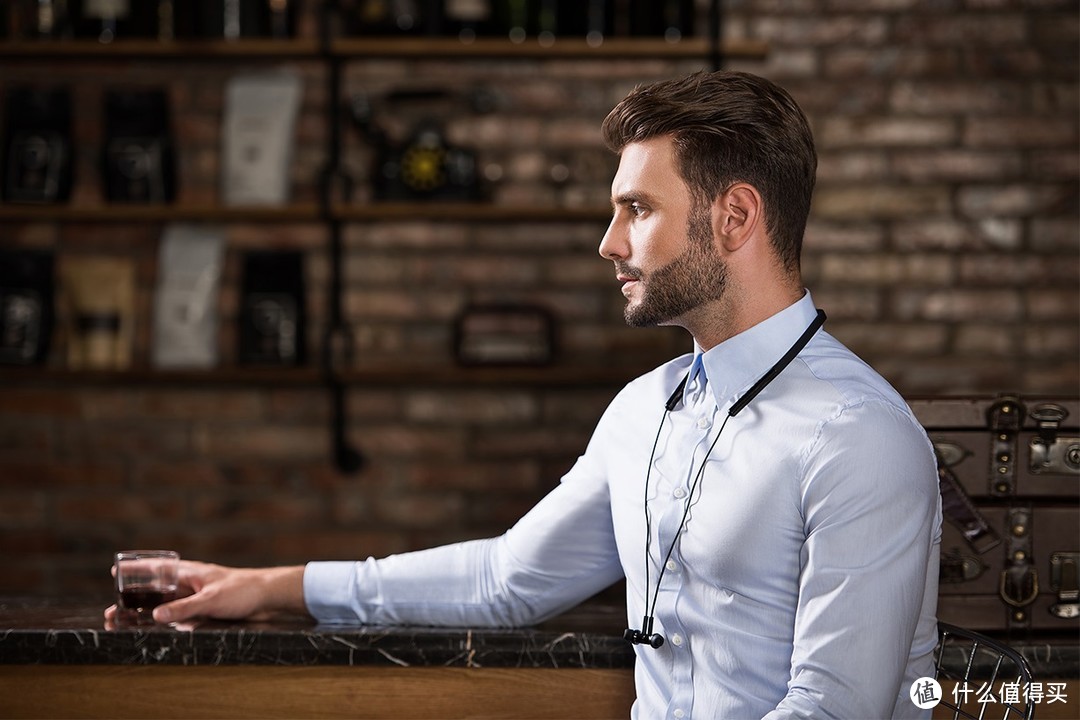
[910,677,943,709]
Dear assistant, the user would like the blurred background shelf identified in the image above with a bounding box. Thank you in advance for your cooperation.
[0,204,322,223]
[329,36,768,59]
[0,363,641,388]
[0,37,768,60]
[0,203,613,223]
[0,38,321,57]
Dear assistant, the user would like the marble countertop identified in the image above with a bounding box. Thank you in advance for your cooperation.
[2,597,1076,678]
[0,597,637,669]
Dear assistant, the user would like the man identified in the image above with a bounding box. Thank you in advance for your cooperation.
[107,71,941,719]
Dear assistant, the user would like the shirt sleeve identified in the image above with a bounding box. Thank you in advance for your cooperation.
[764,400,941,720]
[303,444,625,627]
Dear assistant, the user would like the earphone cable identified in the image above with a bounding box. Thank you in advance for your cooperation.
[644,413,730,626]
[640,410,669,623]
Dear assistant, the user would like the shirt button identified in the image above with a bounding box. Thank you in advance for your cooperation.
[665,559,678,572]
[674,710,686,718]
[696,415,710,429]
[672,633,684,646]
[673,487,687,499]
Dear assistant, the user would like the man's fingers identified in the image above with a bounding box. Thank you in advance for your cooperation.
[152,592,204,624]
[175,560,221,596]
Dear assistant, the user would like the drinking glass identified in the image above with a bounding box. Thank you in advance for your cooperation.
[114,550,179,626]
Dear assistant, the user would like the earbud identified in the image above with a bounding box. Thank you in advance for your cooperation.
[623,616,665,649]
[623,627,665,648]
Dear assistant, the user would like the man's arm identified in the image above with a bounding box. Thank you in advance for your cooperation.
[304,454,625,627]
[766,400,941,719]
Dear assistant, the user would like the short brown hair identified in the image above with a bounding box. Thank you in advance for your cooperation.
[601,71,816,274]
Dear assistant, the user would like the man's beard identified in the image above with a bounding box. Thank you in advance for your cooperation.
[619,206,729,328]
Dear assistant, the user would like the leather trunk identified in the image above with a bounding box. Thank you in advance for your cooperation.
[909,396,1079,636]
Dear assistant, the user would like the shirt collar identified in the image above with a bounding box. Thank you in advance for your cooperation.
[694,291,820,412]
[680,351,708,405]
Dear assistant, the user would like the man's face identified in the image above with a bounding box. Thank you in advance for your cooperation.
[600,137,729,329]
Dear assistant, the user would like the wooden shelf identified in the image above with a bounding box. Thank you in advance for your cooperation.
[0,38,320,58]
[337,364,637,387]
[0,30,740,395]
[0,37,767,61]
[0,202,610,224]
[0,33,762,230]
[0,366,323,387]
[329,37,769,60]
[331,203,611,223]
[0,364,641,389]
[0,203,322,223]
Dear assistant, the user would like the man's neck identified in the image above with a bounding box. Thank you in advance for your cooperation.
[682,285,805,352]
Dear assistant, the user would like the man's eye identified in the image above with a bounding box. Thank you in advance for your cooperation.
[630,203,647,217]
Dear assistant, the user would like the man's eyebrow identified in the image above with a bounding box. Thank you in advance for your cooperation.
[611,191,657,208]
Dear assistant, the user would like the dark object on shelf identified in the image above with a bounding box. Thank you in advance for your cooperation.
[493,0,531,42]
[431,0,686,43]
[486,0,700,44]
[0,249,54,366]
[453,303,556,366]
[1,86,74,204]
[436,0,495,41]
[584,0,613,44]
[70,0,157,42]
[624,0,695,40]
[532,0,607,42]
[238,250,306,366]
[10,0,73,39]
[920,395,1080,634]
[102,88,177,204]
[349,88,484,202]
[198,0,268,38]
[342,0,437,36]
[194,0,300,39]
[266,0,300,38]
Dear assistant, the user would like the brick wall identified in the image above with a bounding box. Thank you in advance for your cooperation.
[0,0,1077,598]
[726,0,1079,394]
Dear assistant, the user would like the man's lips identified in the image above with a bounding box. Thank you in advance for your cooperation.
[616,273,640,296]
[614,263,643,295]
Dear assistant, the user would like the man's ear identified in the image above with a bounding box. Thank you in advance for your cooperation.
[712,183,762,253]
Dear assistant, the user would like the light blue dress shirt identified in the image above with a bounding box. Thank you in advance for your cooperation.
[304,292,942,720]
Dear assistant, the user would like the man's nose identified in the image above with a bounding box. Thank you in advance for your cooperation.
[598,214,626,261]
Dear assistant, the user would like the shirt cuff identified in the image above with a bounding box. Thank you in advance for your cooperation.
[302,560,363,624]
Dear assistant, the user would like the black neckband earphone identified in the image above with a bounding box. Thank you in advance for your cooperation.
[623,309,826,649]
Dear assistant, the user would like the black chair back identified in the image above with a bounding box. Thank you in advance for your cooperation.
[934,622,1036,720]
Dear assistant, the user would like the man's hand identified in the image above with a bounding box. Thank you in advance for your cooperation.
[104,560,308,625]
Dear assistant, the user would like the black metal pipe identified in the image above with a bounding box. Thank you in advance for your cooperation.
[710,0,724,71]
[318,0,363,474]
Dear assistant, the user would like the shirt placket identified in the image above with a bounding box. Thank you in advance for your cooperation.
[653,367,714,720]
